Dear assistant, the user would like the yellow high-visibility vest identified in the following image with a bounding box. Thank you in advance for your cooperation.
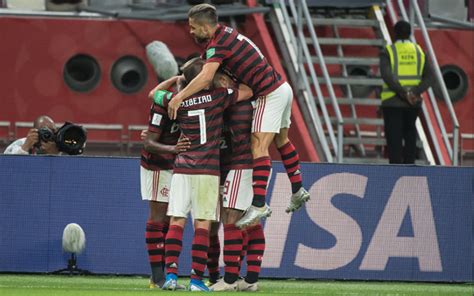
[381,41,425,101]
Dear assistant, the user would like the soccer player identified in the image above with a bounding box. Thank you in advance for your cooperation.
[153,58,253,291]
[141,76,190,288]
[209,72,266,291]
[165,4,310,228]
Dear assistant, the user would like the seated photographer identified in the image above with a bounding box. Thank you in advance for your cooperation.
[4,115,59,155]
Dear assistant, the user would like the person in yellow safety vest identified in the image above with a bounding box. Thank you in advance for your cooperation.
[379,20,434,164]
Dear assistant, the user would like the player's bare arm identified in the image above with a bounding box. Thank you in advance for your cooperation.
[168,62,220,119]
[143,130,190,155]
[148,75,182,99]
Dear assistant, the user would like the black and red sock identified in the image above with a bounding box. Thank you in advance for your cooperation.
[252,156,272,207]
[278,141,303,194]
[223,224,243,284]
[191,228,209,281]
[146,220,165,284]
[207,234,221,283]
[239,229,248,273]
[164,224,183,275]
[245,224,265,284]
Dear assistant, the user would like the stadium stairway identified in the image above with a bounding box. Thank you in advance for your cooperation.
[269,1,432,164]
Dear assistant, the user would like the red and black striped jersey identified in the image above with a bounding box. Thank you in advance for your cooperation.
[204,24,284,97]
[140,103,180,171]
[220,100,253,171]
[160,88,239,176]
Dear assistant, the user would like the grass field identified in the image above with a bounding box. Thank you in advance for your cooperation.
[0,274,472,296]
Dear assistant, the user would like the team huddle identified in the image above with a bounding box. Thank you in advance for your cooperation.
[140,4,310,292]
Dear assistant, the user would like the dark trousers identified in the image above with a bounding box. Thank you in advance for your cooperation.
[382,107,421,164]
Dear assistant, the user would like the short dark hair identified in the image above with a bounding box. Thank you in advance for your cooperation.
[394,20,411,40]
[188,3,217,25]
[181,57,204,84]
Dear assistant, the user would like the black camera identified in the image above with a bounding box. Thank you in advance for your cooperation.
[36,122,87,155]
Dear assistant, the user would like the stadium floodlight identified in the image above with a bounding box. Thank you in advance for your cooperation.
[52,223,91,275]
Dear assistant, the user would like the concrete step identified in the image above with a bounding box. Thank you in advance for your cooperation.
[343,157,428,165]
[291,17,379,27]
[329,117,384,126]
[312,18,379,27]
[311,56,379,65]
[343,137,386,145]
[321,97,381,106]
[317,76,385,86]
[307,37,386,47]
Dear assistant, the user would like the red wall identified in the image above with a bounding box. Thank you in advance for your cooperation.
[415,28,474,150]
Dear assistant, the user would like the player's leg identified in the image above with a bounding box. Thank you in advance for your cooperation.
[236,221,265,292]
[238,84,293,227]
[207,221,221,285]
[212,169,252,291]
[140,167,171,288]
[273,82,309,213]
[162,173,192,290]
[188,174,220,291]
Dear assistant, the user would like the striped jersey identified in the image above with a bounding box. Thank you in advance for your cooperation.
[158,88,239,176]
[220,100,253,171]
[205,24,284,97]
[140,103,180,171]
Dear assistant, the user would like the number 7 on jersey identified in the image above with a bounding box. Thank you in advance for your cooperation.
[188,109,207,144]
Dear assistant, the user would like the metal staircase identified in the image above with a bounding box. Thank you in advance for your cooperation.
[270,1,433,164]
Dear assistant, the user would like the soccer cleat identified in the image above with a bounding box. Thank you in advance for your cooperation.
[236,279,258,291]
[161,273,178,290]
[285,187,310,213]
[209,279,237,291]
[235,204,272,229]
[189,279,210,291]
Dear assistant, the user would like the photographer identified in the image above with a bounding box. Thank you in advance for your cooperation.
[4,115,86,155]
[4,115,59,155]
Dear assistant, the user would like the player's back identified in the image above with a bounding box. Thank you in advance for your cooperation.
[173,87,238,176]
[205,25,283,97]
[221,100,253,171]
[140,103,180,171]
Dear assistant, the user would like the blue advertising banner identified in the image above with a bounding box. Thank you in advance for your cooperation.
[0,155,472,282]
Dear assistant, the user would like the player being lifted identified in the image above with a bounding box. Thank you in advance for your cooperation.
[164,4,310,227]
[141,76,190,289]
[152,58,253,291]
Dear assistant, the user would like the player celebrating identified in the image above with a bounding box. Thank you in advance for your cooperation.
[209,72,266,291]
[165,4,310,228]
[153,58,253,291]
[141,76,190,288]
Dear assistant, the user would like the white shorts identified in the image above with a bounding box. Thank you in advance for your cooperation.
[222,169,253,211]
[140,167,172,202]
[252,82,293,133]
[167,174,220,221]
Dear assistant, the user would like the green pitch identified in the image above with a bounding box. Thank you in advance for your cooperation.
[0,274,472,296]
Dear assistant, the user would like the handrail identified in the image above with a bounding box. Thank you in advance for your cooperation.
[299,0,344,162]
[388,0,459,165]
[277,0,335,162]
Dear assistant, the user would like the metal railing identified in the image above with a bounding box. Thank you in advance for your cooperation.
[276,0,344,162]
[387,0,460,165]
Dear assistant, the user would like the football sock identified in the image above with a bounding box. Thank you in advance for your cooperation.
[164,224,183,275]
[245,224,265,284]
[239,229,249,273]
[207,234,221,283]
[252,156,272,207]
[278,141,303,194]
[223,224,243,284]
[191,228,209,281]
[145,220,165,284]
